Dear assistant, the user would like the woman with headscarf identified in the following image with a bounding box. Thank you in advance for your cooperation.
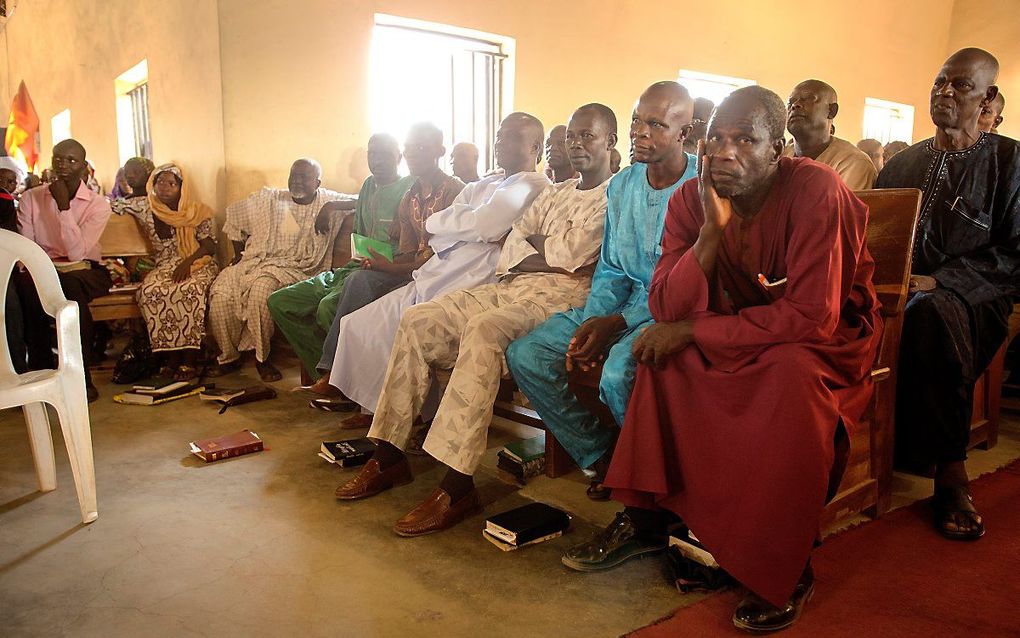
[118,162,218,380]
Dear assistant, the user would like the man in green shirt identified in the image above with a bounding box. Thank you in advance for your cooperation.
[269,134,413,378]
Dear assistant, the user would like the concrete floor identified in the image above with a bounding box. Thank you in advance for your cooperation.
[1,353,1018,638]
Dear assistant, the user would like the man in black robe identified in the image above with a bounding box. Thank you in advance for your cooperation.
[876,47,1020,540]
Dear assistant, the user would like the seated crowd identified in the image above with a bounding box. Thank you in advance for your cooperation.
[3,47,1018,633]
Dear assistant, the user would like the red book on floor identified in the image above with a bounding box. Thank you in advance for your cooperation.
[189,430,263,462]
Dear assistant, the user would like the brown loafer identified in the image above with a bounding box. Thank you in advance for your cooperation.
[341,413,374,429]
[393,488,481,537]
[334,458,412,500]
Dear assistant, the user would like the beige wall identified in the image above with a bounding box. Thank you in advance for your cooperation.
[0,0,227,212]
[946,0,1020,139]
[2,0,970,204]
[217,0,956,198]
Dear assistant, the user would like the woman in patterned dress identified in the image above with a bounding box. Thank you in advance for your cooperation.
[120,162,218,380]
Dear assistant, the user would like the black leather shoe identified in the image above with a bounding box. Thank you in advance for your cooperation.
[732,564,814,633]
[561,511,666,572]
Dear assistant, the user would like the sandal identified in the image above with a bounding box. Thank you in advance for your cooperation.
[586,480,611,501]
[255,360,282,382]
[208,359,243,378]
[310,397,356,412]
[933,485,985,541]
[174,364,198,382]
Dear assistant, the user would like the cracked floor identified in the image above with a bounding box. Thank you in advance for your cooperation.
[2,354,1018,637]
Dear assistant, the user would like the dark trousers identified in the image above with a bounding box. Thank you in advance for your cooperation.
[895,288,1011,474]
[14,263,112,383]
[5,279,27,373]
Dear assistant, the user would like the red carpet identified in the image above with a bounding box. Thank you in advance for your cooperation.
[628,460,1020,638]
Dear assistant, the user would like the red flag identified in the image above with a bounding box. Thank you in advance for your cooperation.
[5,81,40,172]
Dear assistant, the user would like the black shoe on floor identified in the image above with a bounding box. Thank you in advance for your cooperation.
[561,511,667,572]
[732,565,814,634]
[86,384,99,403]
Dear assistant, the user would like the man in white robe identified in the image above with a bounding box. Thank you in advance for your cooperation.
[329,113,549,416]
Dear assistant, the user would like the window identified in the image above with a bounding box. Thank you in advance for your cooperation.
[51,109,71,145]
[370,14,514,173]
[862,98,914,145]
[115,60,152,165]
[677,70,756,106]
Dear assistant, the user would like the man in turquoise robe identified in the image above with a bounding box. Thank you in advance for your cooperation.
[506,81,698,480]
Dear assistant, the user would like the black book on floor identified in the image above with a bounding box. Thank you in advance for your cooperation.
[319,438,377,468]
[484,502,571,546]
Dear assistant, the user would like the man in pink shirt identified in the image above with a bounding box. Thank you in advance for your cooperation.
[14,139,113,400]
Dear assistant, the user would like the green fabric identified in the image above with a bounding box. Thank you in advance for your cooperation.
[269,174,413,378]
[354,174,415,246]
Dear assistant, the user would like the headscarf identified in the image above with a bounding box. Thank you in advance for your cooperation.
[146,162,214,269]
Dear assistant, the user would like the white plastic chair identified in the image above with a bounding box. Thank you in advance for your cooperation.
[0,229,98,524]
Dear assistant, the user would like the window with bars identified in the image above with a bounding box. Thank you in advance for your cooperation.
[127,82,152,159]
[370,15,514,173]
[115,59,152,166]
[862,97,914,145]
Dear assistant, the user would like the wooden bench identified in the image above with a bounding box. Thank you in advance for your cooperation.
[967,303,1019,451]
[88,213,152,321]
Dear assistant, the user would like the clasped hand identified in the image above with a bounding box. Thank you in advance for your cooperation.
[632,320,694,368]
[565,315,622,372]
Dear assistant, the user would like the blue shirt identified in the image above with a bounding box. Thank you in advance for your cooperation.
[580,155,698,327]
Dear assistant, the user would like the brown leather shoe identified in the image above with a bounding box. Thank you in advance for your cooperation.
[393,488,481,537]
[334,458,412,500]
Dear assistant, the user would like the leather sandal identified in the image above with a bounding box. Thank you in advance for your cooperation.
[933,485,985,541]
[586,479,611,501]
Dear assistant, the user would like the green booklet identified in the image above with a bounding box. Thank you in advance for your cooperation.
[350,233,394,261]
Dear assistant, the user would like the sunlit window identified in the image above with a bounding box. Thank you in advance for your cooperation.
[370,15,514,173]
[677,70,756,106]
[51,109,71,145]
[115,59,152,165]
[862,97,914,145]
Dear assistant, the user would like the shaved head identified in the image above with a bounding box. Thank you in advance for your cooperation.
[787,79,839,150]
[979,91,1006,133]
[932,48,1000,137]
[643,81,695,128]
[576,103,618,137]
[53,138,86,160]
[630,81,693,167]
[495,112,544,173]
[944,47,999,87]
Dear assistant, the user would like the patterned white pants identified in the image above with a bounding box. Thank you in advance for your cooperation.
[368,273,591,474]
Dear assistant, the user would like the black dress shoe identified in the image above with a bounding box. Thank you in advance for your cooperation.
[561,511,666,571]
[732,564,814,633]
[86,384,99,403]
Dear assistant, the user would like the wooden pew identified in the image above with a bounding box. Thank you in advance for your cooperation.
[819,188,921,530]
[967,303,1019,451]
[560,189,922,532]
[88,214,152,321]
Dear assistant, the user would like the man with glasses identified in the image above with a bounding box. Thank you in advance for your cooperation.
[14,139,113,401]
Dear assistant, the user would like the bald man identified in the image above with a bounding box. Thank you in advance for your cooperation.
[450,142,481,184]
[336,105,618,536]
[14,138,113,400]
[784,79,877,189]
[328,113,550,438]
[208,158,353,381]
[856,138,884,172]
[507,81,698,493]
[978,91,1005,133]
[544,124,579,183]
[877,48,1020,541]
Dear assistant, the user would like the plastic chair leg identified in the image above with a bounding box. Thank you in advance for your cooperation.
[23,402,56,492]
[54,380,98,524]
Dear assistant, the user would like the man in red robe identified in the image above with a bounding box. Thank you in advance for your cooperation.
[562,86,882,633]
